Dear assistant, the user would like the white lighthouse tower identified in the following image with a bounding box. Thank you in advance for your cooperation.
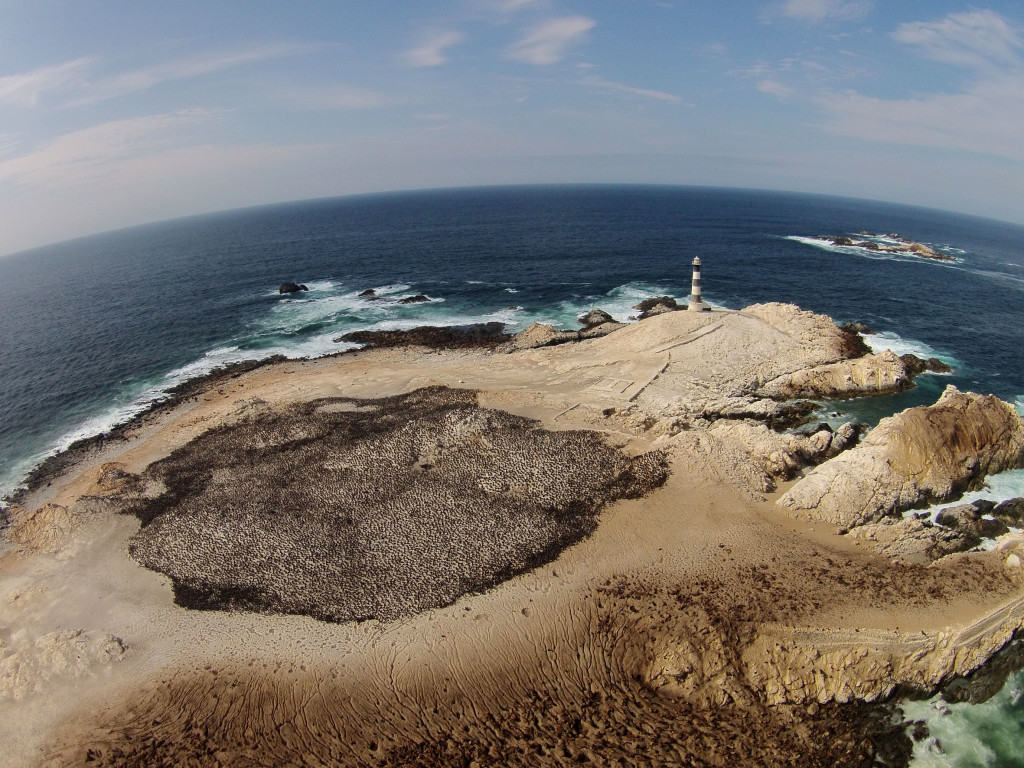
[688,256,708,312]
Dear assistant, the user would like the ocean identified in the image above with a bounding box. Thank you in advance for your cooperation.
[1,184,1022,764]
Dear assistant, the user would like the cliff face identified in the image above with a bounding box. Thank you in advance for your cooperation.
[779,386,1024,528]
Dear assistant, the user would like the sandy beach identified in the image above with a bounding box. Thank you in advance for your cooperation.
[2,304,1023,767]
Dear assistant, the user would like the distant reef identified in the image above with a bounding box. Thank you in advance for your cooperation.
[825,233,957,263]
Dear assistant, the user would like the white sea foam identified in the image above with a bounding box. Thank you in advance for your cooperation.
[905,469,1024,544]
[1014,395,1024,416]
[904,669,1024,767]
[862,332,956,366]
[786,235,961,264]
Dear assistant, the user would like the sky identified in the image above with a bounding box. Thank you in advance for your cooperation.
[1,0,1023,255]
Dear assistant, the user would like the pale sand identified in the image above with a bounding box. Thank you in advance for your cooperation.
[1,307,1022,767]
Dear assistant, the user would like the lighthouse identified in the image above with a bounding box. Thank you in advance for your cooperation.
[688,256,708,312]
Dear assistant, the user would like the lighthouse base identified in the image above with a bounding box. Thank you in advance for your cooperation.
[688,299,708,312]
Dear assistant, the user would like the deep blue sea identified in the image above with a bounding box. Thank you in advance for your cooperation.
[1,185,1022,764]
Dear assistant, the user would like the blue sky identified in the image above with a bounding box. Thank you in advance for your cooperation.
[1,0,1023,255]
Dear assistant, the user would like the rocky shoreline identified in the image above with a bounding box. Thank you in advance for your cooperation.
[2,301,1023,767]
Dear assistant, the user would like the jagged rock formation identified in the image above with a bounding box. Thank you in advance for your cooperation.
[779,386,1024,528]
[278,282,308,294]
[116,387,668,622]
[633,296,679,319]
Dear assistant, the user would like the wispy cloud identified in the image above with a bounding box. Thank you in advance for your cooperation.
[766,0,872,24]
[0,57,94,107]
[404,31,464,67]
[577,76,683,103]
[756,79,794,99]
[0,109,218,187]
[892,10,1023,70]
[0,44,312,109]
[70,44,312,106]
[278,84,398,111]
[507,16,595,65]
[820,75,1024,161]
[819,11,1024,161]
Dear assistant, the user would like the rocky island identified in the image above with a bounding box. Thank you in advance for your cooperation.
[824,233,958,263]
[1,301,1023,767]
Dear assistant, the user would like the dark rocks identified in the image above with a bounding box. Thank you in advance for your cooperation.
[935,502,1009,540]
[994,498,1024,526]
[841,322,876,336]
[578,308,616,329]
[633,296,679,320]
[358,289,376,298]
[900,354,952,376]
[279,282,309,294]
[398,294,430,304]
[336,323,510,350]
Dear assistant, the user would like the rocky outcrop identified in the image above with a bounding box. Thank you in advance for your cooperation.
[779,386,1024,528]
[0,629,128,700]
[504,321,625,351]
[935,502,1009,540]
[336,323,509,350]
[995,498,1024,527]
[578,308,615,328]
[633,296,678,319]
[398,294,430,304]
[845,517,980,563]
[278,282,309,294]
[745,593,1024,705]
[357,289,376,298]
[756,351,911,399]
[901,354,952,376]
[824,234,957,263]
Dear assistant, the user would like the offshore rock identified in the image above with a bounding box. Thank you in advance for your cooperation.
[779,386,1024,529]
[278,282,308,294]
[398,294,430,304]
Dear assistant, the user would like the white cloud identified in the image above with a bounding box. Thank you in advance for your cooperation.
[0,109,218,187]
[771,0,872,23]
[404,30,464,67]
[506,16,595,65]
[892,10,1023,70]
[0,58,94,107]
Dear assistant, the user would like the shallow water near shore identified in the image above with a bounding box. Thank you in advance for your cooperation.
[2,185,1024,760]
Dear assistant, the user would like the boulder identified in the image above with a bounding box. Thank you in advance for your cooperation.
[901,354,953,375]
[358,289,377,298]
[279,282,309,294]
[578,308,616,328]
[778,386,1024,529]
[994,498,1024,527]
[935,502,1009,540]
[398,294,430,304]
